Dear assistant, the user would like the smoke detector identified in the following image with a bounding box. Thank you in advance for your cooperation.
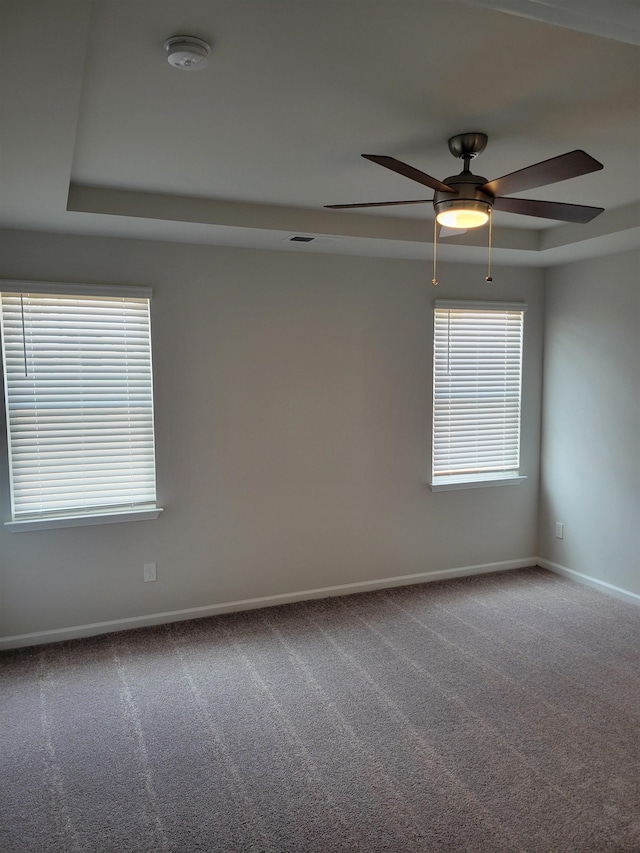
[164,35,211,70]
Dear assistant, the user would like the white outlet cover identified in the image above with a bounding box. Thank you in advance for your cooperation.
[143,562,157,582]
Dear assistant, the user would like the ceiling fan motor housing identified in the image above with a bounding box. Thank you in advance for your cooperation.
[433,171,494,221]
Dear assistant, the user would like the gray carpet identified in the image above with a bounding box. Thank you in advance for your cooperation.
[1,566,639,852]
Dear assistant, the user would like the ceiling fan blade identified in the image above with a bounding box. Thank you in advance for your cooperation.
[324,198,432,209]
[493,196,604,223]
[362,155,457,194]
[480,150,603,197]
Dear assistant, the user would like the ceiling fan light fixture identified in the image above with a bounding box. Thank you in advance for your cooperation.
[435,199,491,229]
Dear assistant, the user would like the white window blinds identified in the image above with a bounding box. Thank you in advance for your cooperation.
[0,287,157,520]
[432,300,526,483]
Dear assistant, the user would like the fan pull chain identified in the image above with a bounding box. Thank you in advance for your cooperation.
[20,293,28,377]
[432,217,438,285]
[486,208,493,282]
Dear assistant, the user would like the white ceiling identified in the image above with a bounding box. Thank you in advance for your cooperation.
[1,0,639,266]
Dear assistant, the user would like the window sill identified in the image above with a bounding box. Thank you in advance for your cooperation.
[430,475,526,492]
[5,507,163,532]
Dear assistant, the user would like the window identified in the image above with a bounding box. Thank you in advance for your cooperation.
[431,300,526,490]
[0,283,161,530]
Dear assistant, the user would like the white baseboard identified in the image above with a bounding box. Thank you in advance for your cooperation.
[538,558,640,606]
[0,557,536,650]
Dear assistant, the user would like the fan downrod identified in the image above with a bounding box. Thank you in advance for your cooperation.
[448,132,488,161]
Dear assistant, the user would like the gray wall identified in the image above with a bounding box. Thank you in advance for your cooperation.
[0,230,543,640]
[539,249,640,596]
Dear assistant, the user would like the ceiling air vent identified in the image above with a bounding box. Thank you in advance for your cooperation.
[288,235,315,243]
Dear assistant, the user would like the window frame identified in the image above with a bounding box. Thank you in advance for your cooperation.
[0,280,162,531]
[430,299,527,492]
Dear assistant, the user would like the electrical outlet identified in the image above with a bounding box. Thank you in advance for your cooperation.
[143,562,157,582]
[554,522,564,540]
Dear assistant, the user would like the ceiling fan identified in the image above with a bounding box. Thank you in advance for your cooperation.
[325,132,604,228]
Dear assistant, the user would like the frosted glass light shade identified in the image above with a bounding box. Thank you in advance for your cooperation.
[436,207,489,228]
